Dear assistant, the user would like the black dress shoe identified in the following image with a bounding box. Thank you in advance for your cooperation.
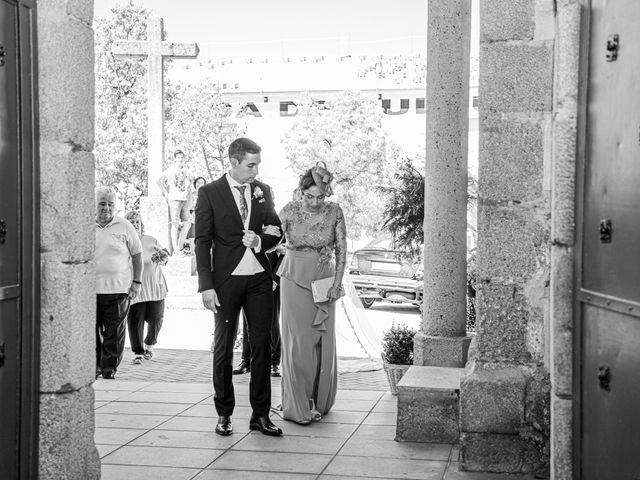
[215,415,233,436]
[271,365,281,377]
[249,415,283,436]
[233,361,250,375]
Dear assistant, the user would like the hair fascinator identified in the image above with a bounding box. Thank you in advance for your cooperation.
[311,161,334,196]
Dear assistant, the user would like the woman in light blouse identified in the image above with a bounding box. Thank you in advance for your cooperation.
[124,211,169,363]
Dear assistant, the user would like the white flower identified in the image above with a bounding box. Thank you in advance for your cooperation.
[253,186,265,201]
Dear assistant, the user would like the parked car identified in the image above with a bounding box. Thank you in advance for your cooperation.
[348,248,423,309]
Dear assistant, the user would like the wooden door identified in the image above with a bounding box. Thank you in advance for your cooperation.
[577,1,640,478]
[0,0,39,477]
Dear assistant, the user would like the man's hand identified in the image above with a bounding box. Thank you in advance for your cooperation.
[129,282,142,299]
[202,289,220,313]
[242,230,260,249]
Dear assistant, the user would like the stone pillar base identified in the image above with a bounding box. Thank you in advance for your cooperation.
[459,363,547,473]
[460,432,543,474]
[413,333,472,367]
[140,195,170,249]
[396,366,463,443]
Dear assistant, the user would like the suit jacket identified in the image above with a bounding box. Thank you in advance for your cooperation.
[194,176,282,292]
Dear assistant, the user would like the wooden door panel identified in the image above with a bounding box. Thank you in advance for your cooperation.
[0,1,39,478]
[579,0,640,478]
[581,305,640,479]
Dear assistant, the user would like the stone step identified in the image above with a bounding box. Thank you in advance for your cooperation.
[395,365,463,443]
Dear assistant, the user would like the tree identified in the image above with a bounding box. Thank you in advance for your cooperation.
[281,90,398,239]
[94,3,151,211]
[379,160,478,259]
[165,80,247,181]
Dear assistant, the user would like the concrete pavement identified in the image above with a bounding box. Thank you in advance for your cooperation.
[95,349,536,480]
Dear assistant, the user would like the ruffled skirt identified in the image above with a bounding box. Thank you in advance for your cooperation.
[277,249,338,423]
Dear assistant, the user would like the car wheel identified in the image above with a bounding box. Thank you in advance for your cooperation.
[360,297,376,309]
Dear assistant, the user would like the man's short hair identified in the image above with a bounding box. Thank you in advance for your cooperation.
[95,186,116,202]
[228,138,261,164]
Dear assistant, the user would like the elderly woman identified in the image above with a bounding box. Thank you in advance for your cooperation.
[124,211,169,364]
[94,187,143,379]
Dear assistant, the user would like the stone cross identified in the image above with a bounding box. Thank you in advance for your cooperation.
[112,17,199,195]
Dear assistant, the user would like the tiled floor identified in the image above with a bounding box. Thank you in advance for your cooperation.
[95,377,537,479]
[114,348,390,390]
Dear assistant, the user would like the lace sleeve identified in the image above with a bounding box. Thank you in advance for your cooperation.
[278,202,292,239]
[333,204,347,284]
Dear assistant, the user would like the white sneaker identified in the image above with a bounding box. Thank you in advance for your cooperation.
[143,345,154,360]
[133,355,143,365]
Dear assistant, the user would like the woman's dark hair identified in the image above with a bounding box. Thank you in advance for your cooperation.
[193,176,206,189]
[298,169,316,192]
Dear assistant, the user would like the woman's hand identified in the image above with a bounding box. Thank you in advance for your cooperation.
[327,283,344,303]
[262,225,281,237]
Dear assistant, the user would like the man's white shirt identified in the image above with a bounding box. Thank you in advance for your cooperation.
[225,173,264,275]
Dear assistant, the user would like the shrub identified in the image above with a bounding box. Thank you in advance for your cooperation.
[381,323,416,365]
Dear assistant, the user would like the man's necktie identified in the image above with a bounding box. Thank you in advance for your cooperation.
[234,185,248,224]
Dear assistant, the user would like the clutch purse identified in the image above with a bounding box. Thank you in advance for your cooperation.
[311,277,343,303]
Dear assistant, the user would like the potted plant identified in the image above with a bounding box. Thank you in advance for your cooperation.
[381,323,416,395]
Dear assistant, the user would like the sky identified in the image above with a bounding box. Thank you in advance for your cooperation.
[94,0,479,60]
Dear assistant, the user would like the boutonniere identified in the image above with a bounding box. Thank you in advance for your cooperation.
[252,186,266,203]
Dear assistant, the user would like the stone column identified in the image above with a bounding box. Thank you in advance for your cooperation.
[37,0,100,478]
[414,0,472,368]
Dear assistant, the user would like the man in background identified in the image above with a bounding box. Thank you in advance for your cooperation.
[157,150,190,254]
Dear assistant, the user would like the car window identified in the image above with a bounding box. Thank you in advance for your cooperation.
[350,249,420,278]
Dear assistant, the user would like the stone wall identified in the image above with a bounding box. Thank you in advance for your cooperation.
[37,0,100,478]
[460,0,556,474]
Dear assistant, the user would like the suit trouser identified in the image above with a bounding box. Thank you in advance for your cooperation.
[96,293,130,375]
[241,284,281,366]
[127,300,165,355]
[213,272,273,417]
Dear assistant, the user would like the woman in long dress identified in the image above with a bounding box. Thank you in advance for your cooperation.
[278,163,347,424]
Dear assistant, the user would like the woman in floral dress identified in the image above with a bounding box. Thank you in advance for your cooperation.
[277,163,347,424]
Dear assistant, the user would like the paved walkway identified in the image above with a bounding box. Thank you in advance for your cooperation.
[116,348,389,390]
[95,349,536,479]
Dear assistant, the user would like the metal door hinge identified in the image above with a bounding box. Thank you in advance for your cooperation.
[0,344,5,368]
[598,365,611,391]
[0,219,6,244]
[0,44,5,67]
[606,34,619,62]
[599,218,612,243]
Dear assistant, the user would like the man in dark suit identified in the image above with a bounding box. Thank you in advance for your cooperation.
[195,138,283,437]
[234,245,285,377]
